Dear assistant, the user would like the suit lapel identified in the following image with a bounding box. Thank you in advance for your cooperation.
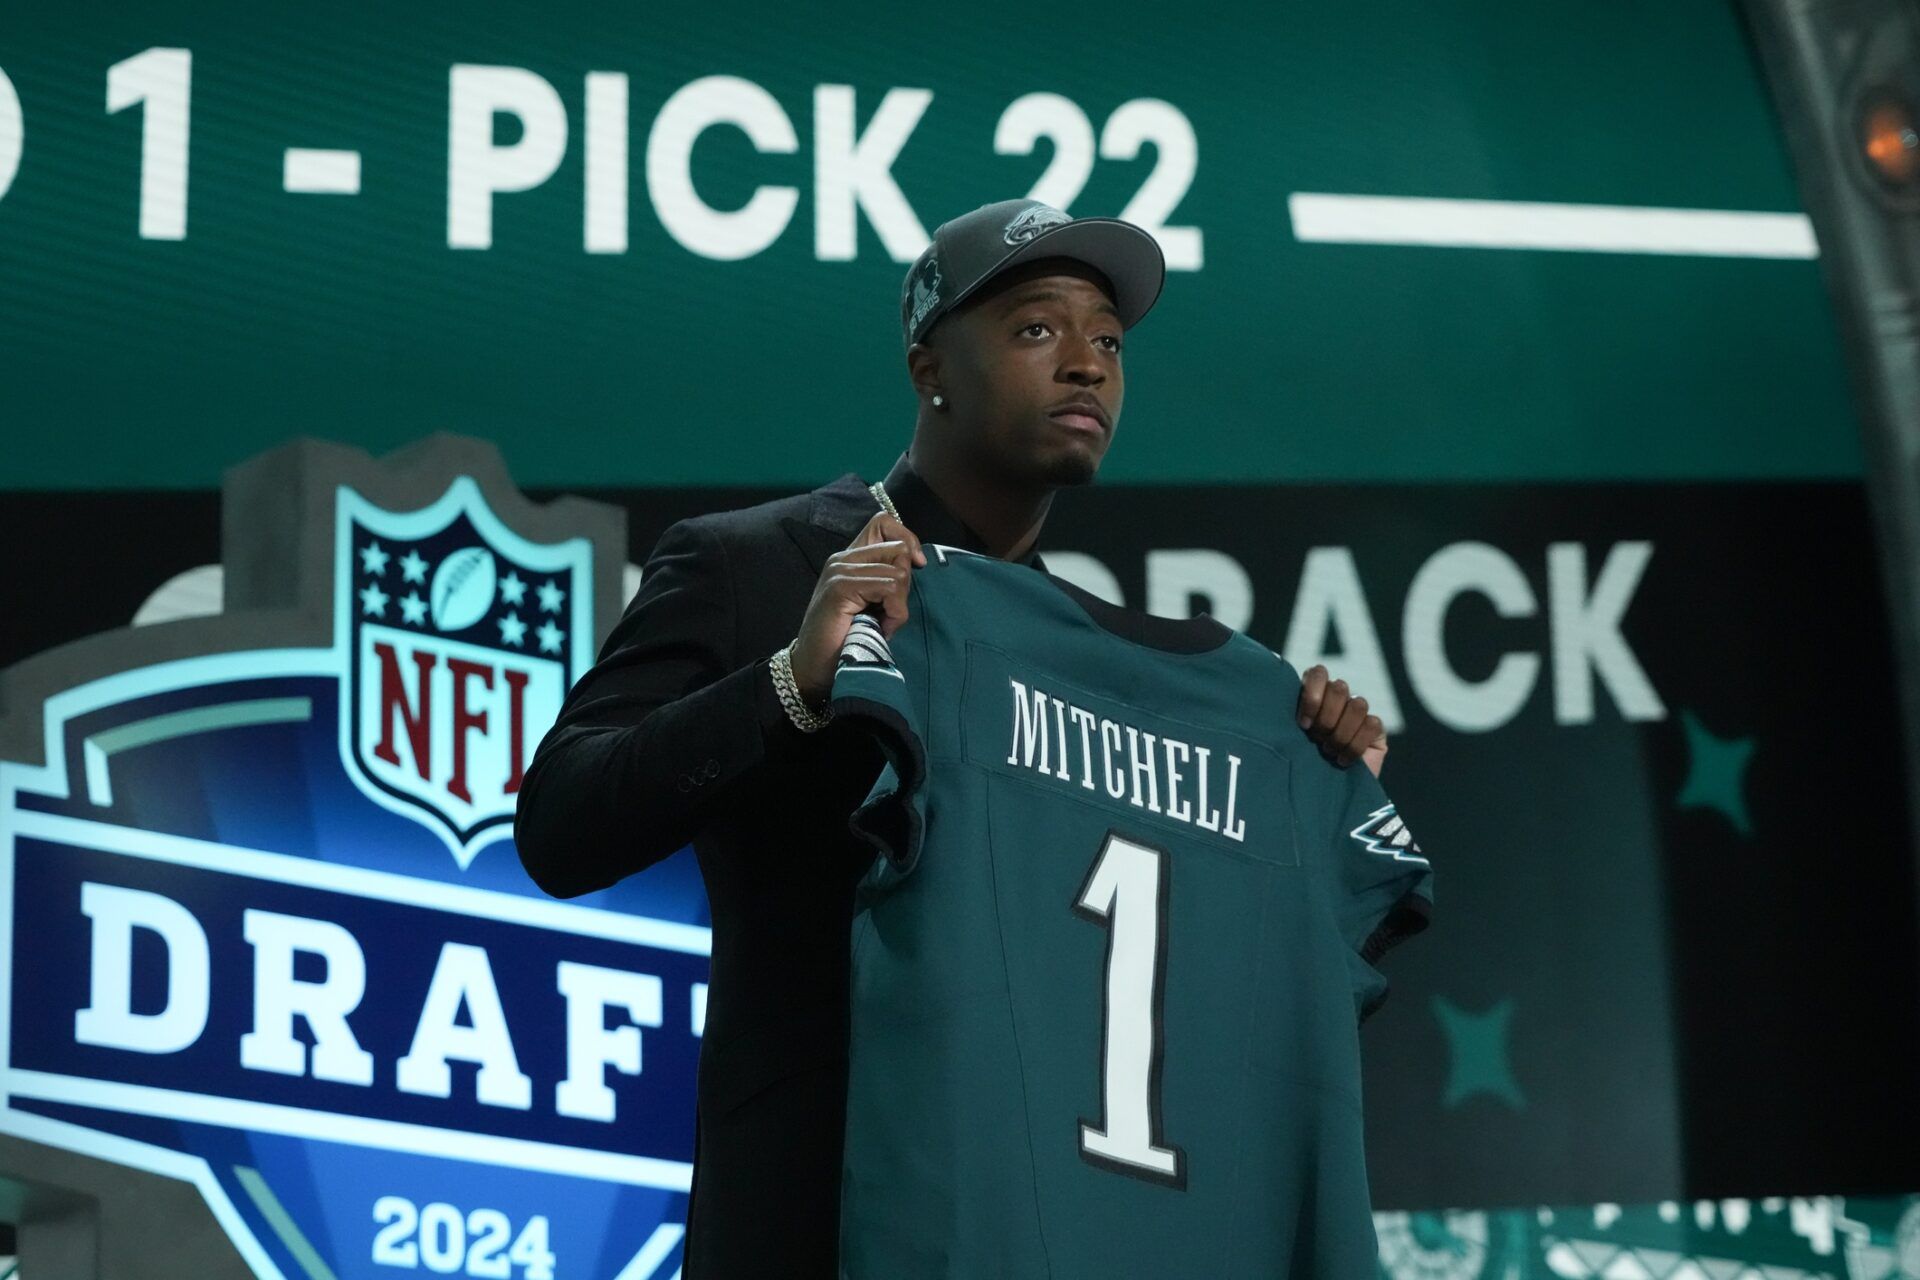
[781,472,879,576]
[781,517,851,578]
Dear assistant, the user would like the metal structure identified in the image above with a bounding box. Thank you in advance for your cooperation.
[1741,0,1920,978]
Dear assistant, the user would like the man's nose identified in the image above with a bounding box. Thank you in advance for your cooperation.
[1058,340,1106,384]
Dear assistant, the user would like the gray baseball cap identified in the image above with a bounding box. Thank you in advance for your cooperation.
[899,198,1166,349]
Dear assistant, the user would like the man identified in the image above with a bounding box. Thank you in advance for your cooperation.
[514,198,1388,1277]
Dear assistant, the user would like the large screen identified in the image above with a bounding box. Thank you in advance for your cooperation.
[0,0,1856,488]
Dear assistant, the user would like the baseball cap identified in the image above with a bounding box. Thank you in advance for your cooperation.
[900,198,1166,349]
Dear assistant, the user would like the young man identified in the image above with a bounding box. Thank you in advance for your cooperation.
[514,198,1387,1277]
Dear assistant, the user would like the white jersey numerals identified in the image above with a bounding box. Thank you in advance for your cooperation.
[1073,831,1186,1187]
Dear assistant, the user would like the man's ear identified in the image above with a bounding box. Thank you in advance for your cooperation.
[906,341,944,405]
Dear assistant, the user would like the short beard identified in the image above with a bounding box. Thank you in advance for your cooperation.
[1037,449,1099,487]
[974,427,1102,490]
[990,445,1098,490]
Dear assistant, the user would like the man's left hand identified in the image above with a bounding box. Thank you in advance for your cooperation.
[1296,664,1388,778]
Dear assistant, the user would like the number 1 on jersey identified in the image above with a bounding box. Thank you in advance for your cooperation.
[1074,830,1187,1188]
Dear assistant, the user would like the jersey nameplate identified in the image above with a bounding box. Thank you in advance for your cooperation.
[960,642,1297,866]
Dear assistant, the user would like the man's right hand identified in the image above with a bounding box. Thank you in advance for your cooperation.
[788,510,926,705]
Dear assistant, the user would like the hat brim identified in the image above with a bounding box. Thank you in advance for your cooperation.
[941,217,1167,333]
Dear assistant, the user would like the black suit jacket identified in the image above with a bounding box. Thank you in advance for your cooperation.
[515,452,1045,1278]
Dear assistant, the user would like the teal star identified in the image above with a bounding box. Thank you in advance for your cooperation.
[1432,996,1525,1110]
[1675,709,1755,836]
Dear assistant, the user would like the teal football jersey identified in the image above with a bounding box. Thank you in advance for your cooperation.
[826,544,1433,1279]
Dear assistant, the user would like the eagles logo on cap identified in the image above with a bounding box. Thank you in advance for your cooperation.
[1003,204,1072,245]
[905,253,942,340]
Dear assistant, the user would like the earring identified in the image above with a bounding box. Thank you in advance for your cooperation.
[932,394,945,408]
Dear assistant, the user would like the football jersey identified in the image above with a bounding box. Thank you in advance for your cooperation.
[826,544,1433,1279]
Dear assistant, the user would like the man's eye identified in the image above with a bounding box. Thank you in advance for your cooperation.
[1100,335,1122,351]
[1021,322,1050,337]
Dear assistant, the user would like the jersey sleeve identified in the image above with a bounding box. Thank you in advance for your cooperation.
[1329,761,1434,1022]
[827,610,930,874]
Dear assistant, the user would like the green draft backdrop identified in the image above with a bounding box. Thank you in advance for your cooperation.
[5,1,1919,1275]
[0,0,1860,488]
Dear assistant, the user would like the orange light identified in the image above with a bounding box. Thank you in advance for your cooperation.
[1863,98,1920,187]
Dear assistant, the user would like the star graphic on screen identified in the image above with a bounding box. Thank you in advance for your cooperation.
[537,579,566,613]
[359,541,390,576]
[536,620,564,654]
[399,550,428,584]
[498,612,527,647]
[1675,709,1755,836]
[399,592,427,625]
[1432,996,1525,1110]
[358,583,390,617]
[500,572,528,605]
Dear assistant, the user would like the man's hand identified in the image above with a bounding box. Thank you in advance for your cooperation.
[788,510,927,704]
[1297,664,1388,778]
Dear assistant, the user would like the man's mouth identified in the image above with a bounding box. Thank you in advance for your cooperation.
[1050,411,1104,434]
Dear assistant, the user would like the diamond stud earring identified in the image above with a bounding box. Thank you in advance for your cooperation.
[932,394,944,407]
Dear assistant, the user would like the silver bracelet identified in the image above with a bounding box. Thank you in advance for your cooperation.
[770,640,834,732]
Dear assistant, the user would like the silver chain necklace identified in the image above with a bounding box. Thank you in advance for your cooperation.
[868,479,901,521]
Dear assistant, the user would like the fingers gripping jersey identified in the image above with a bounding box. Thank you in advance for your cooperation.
[826,545,1433,1280]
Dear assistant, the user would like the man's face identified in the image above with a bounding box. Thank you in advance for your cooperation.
[929,256,1125,487]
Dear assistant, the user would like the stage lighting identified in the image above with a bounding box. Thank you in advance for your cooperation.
[1856,86,1920,202]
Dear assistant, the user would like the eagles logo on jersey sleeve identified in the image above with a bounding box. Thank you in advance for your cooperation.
[1351,803,1428,864]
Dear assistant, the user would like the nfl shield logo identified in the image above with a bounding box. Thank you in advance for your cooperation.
[335,478,591,868]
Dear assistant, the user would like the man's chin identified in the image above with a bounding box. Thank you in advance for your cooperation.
[991,436,1103,488]
[1053,463,1098,487]
[1038,446,1102,488]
